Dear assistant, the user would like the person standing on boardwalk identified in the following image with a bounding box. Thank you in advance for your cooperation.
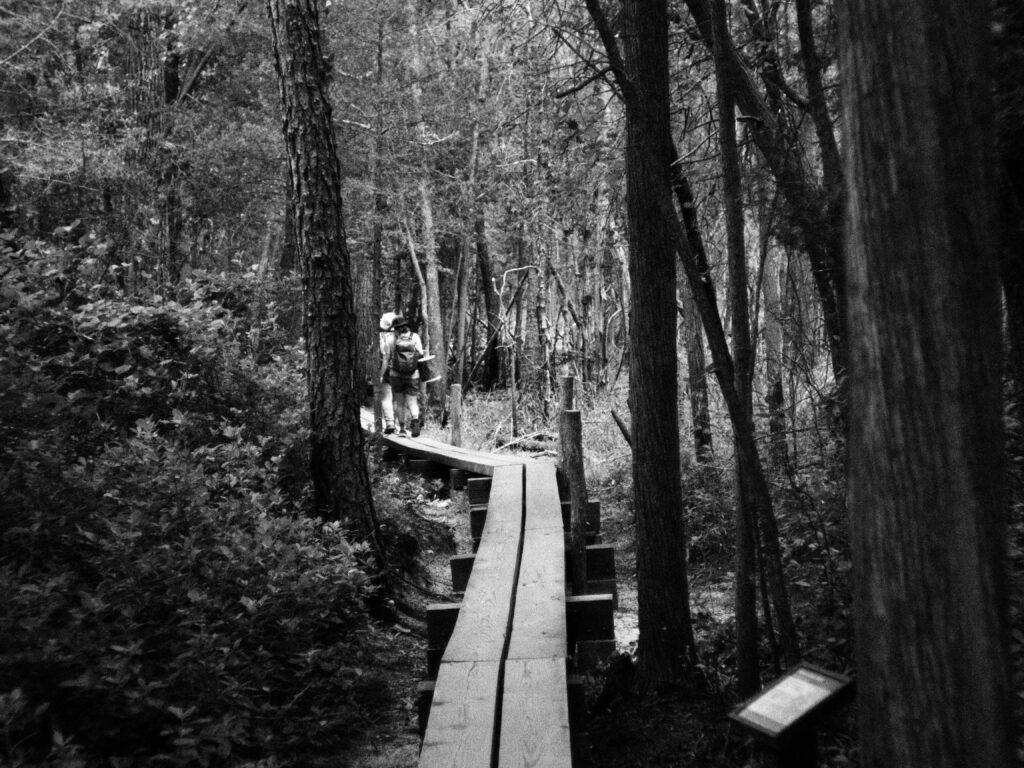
[378,312,397,434]
[380,315,424,437]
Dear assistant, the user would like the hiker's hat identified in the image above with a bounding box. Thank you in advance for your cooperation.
[391,315,410,330]
[379,311,397,331]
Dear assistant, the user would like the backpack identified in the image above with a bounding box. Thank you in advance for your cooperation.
[391,333,419,376]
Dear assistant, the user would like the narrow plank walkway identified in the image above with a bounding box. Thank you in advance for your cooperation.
[361,408,519,475]
[420,464,525,767]
[499,463,572,767]
[360,408,579,767]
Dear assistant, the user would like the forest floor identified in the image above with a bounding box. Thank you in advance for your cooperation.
[339,424,850,768]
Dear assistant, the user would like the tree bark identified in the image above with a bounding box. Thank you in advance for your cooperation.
[762,244,789,474]
[840,0,1013,764]
[679,289,712,463]
[453,237,472,388]
[620,0,697,685]
[712,0,758,698]
[475,213,502,389]
[419,177,446,404]
[266,0,378,548]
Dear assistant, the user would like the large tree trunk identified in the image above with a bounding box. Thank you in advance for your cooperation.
[840,0,1013,765]
[620,0,696,686]
[266,0,378,545]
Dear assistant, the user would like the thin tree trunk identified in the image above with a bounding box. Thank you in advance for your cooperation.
[476,213,501,389]
[403,219,428,341]
[841,0,1012,765]
[679,289,712,464]
[420,178,446,404]
[762,238,789,474]
[454,237,471,387]
[536,248,553,418]
[712,0,758,698]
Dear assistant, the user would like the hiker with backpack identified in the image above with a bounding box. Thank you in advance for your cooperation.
[380,315,424,437]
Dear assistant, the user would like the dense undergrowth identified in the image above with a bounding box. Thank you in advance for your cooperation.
[0,234,419,767]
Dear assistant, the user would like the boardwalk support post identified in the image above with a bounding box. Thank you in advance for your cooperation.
[449,554,474,593]
[560,409,588,596]
[450,383,462,446]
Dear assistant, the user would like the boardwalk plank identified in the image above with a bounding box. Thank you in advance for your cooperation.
[443,463,523,664]
[502,462,571,762]
[419,660,501,768]
[498,657,573,768]
[507,528,567,660]
[524,463,564,531]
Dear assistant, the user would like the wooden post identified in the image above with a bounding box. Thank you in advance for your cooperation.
[450,383,462,447]
[560,375,575,412]
[560,409,588,596]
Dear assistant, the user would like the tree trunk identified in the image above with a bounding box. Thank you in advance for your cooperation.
[454,237,472,388]
[840,0,1013,764]
[280,169,297,273]
[586,0,800,666]
[476,213,502,389]
[679,290,712,464]
[620,0,697,686]
[761,238,789,474]
[536,248,553,418]
[420,178,446,406]
[266,0,378,548]
[712,0,758,698]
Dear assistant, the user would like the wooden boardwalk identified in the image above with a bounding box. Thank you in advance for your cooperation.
[361,409,613,767]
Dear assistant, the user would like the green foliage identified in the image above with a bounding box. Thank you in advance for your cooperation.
[0,241,393,766]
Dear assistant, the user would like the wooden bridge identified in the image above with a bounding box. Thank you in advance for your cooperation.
[362,410,617,767]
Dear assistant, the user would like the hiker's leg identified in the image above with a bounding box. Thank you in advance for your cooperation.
[395,392,407,431]
[408,381,421,437]
[381,378,395,431]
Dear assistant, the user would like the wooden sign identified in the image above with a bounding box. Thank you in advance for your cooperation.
[730,663,852,741]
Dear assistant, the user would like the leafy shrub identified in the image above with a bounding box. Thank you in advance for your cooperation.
[0,236,393,766]
[1,418,386,767]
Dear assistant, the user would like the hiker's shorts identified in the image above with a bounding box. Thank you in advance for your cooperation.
[390,375,420,396]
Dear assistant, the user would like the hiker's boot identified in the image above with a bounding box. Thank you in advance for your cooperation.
[410,419,420,437]
[384,422,395,435]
